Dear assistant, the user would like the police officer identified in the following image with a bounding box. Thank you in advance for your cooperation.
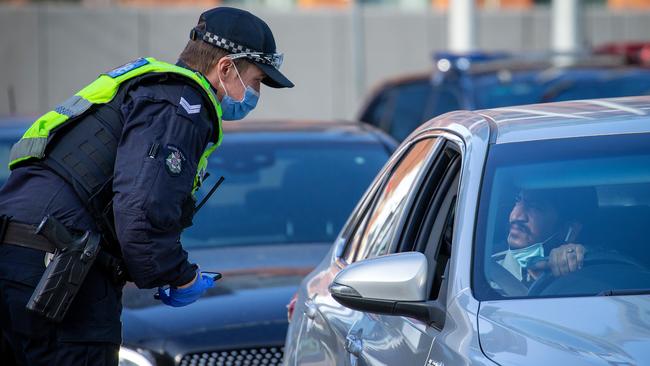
[0,7,293,365]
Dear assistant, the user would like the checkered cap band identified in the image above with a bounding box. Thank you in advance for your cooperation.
[203,31,255,54]
[229,52,282,69]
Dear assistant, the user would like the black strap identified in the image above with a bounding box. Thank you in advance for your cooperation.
[1,219,129,285]
[1,221,56,253]
[0,215,9,243]
[195,176,225,214]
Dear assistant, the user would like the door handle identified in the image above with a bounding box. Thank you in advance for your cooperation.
[304,299,317,319]
[345,334,363,357]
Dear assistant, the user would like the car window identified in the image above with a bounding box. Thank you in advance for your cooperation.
[384,81,433,141]
[399,143,461,303]
[353,137,440,261]
[544,74,650,102]
[473,133,650,300]
[361,80,433,130]
[360,89,390,129]
[471,70,545,109]
[472,69,650,109]
[361,79,463,142]
[342,206,372,264]
[183,139,390,248]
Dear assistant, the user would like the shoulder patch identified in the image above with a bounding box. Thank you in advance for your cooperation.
[106,58,150,78]
[180,97,201,115]
[176,86,207,122]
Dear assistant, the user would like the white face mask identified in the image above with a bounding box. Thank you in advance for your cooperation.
[501,232,561,280]
[509,242,545,268]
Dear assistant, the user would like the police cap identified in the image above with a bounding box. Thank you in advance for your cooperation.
[190,7,294,89]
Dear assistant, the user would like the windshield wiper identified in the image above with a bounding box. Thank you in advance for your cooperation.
[597,288,650,296]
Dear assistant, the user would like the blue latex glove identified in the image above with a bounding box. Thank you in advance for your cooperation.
[157,271,215,307]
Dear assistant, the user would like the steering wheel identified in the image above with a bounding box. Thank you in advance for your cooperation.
[486,260,529,297]
[527,254,649,296]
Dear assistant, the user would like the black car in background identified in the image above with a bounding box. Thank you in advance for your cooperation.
[360,51,650,141]
[118,120,396,366]
[0,119,396,366]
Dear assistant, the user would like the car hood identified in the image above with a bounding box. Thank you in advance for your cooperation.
[478,296,650,365]
[121,243,330,354]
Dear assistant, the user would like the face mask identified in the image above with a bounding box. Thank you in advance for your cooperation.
[509,243,545,268]
[219,62,259,121]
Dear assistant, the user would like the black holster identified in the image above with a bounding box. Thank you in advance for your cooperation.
[26,216,102,322]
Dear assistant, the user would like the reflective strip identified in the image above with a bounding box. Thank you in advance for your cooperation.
[10,57,223,174]
[20,111,68,139]
[9,137,48,164]
[54,95,93,118]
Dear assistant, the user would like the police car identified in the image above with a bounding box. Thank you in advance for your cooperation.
[359,51,650,141]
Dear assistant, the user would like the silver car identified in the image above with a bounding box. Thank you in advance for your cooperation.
[284,96,650,366]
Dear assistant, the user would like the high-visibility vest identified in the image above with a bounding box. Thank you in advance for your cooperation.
[9,57,223,194]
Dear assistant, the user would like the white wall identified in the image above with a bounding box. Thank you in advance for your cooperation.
[1,5,649,121]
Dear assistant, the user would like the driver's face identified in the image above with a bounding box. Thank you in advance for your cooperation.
[508,192,559,249]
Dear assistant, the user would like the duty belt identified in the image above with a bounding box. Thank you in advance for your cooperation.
[1,220,57,252]
[0,216,128,285]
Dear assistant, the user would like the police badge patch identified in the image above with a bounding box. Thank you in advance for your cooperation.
[164,145,186,176]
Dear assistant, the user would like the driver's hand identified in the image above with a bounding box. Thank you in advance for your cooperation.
[548,244,586,277]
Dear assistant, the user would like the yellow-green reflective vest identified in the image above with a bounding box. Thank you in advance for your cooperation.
[9,57,223,194]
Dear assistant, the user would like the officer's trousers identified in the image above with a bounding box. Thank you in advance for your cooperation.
[0,244,122,366]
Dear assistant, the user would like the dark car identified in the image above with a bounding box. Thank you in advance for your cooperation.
[0,119,396,366]
[360,52,650,141]
[118,120,395,366]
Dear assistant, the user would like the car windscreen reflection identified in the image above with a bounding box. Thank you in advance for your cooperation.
[184,140,389,248]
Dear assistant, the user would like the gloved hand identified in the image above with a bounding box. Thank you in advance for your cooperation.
[157,271,215,307]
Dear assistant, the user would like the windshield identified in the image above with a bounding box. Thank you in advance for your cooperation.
[473,133,650,300]
[183,138,390,248]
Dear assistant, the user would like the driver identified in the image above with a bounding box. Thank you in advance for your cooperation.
[492,187,597,284]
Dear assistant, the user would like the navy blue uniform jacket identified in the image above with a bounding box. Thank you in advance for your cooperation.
[0,71,216,290]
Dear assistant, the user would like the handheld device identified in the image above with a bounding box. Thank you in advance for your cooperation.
[153,271,222,300]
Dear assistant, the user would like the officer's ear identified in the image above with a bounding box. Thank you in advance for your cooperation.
[204,57,234,99]
[215,57,235,80]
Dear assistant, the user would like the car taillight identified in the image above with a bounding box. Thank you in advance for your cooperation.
[287,292,298,322]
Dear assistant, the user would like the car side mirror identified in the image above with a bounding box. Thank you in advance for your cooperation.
[329,252,445,327]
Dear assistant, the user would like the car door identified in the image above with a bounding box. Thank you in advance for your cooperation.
[344,139,462,366]
[291,136,444,366]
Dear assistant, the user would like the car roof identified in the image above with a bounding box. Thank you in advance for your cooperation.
[418,96,650,144]
[362,55,635,91]
[466,57,635,76]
